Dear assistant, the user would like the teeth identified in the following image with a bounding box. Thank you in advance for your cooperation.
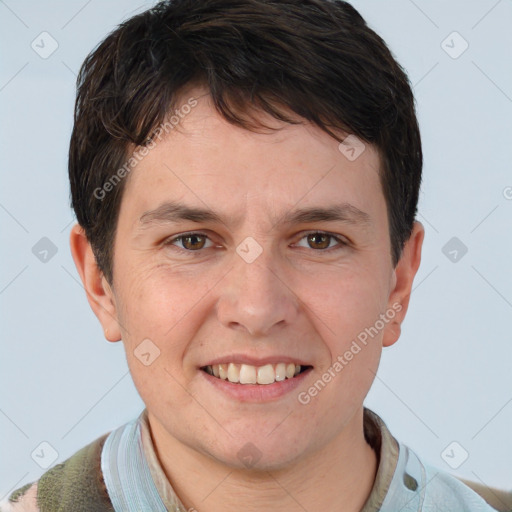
[257,364,275,385]
[239,364,257,384]
[203,362,306,385]
[227,363,240,383]
[219,363,228,380]
[275,363,287,381]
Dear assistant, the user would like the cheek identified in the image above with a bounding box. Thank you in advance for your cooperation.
[301,262,390,343]
[297,261,389,403]
[115,265,216,367]
[116,262,185,334]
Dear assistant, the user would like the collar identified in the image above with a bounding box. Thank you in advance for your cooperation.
[100,410,169,511]
[101,407,402,512]
[361,407,400,511]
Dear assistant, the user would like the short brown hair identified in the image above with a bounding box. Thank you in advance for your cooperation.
[69,0,422,284]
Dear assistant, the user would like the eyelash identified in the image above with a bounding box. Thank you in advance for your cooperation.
[163,231,348,253]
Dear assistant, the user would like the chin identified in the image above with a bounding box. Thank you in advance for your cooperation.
[202,435,309,472]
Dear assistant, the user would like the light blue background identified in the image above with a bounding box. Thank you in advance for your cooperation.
[1,0,511,499]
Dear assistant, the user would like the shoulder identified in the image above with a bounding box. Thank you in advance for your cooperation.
[1,433,114,512]
[363,408,511,512]
[458,478,512,512]
[0,483,39,512]
[436,471,512,512]
[424,466,499,511]
[405,444,511,512]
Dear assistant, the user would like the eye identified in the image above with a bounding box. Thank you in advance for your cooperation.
[295,231,346,251]
[164,232,214,251]
[164,231,346,253]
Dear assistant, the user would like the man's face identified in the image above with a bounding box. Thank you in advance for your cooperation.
[100,89,408,469]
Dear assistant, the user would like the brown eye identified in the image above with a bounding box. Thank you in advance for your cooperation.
[295,231,346,251]
[307,233,332,250]
[181,234,207,250]
[165,232,213,251]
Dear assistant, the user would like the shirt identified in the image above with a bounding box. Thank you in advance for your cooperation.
[101,407,509,511]
[2,407,511,511]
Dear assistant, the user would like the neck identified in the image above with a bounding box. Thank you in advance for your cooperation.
[149,406,378,512]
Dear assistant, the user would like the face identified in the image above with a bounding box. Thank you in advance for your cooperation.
[73,87,423,470]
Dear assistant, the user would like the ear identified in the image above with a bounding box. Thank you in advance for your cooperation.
[382,221,424,348]
[69,223,121,342]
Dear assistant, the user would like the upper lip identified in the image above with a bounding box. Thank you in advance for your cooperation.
[200,354,312,367]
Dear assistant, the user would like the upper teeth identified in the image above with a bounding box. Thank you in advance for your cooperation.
[204,363,302,385]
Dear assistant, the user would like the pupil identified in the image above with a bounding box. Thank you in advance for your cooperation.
[185,235,204,249]
[310,233,329,249]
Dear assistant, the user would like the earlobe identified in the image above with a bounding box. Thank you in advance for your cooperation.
[69,224,122,342]
[382,221,425,348]
[382,320,401,348]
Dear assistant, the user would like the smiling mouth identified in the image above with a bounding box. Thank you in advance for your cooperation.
[201,363,312,385]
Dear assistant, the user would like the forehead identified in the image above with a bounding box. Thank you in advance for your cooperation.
[120,90,385,231]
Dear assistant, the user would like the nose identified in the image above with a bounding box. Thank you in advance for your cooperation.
[216,246,299,337]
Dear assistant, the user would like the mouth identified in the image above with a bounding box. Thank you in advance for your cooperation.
[201,363,313,385]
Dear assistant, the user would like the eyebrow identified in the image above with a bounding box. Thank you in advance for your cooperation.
[138,201,372,230]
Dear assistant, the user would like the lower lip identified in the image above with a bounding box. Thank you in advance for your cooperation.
[199,368,313,402]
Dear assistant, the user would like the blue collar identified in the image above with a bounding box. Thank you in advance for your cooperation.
[101,413,168,511]
[100,410,494,512]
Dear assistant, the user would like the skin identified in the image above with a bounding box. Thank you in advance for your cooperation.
[71,87,424,512]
